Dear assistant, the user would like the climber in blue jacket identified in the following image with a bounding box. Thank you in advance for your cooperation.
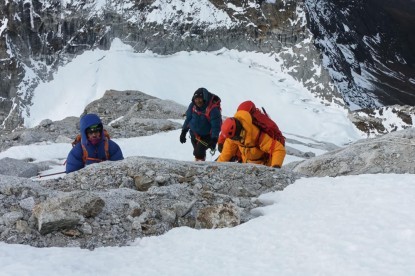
[66,113,123,173]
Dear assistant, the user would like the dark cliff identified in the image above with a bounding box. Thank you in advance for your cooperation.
[0,0,414,131]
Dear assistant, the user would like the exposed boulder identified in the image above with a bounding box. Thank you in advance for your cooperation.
[83,90,184,138]
[0,157,39,178]
[291,128,415,177]
[33,192,105,235]
[0,90,184,152]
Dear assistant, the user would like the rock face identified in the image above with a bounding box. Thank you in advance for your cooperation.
[1,0,414,131]
[305,0,415,109]
[0,157,299,249]
[0,0,311,130]
[349,105,415,137]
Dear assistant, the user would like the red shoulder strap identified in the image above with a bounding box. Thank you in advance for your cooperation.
[256,131,276,159]
[192,98,220,121]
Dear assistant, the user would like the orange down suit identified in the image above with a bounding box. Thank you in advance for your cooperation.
[217,110,286,167]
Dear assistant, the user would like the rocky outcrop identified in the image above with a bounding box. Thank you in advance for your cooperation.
[349,105,415,137]
[0,90,183,152]
[0,157,299,249]
[0,157,47,178]
[2,126,414,249]
[289,127,415,177]
[83,90,185,138]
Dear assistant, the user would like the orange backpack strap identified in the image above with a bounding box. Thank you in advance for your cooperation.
[81,144,88,164]
[72,134,82,147]
[81,138,110,164]
[104,137,110,160]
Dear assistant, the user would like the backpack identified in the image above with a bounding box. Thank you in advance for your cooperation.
[192,93,221,121]
[71,129,110,164]
[237,101,286,147]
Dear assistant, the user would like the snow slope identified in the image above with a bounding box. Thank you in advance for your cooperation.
[1,39,414,276]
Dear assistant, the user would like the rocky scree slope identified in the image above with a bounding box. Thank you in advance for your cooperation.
[0,158,299,249]
[1,127,414,249]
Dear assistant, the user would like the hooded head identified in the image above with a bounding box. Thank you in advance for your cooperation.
[80,114,104,144]
[192,88,210,108]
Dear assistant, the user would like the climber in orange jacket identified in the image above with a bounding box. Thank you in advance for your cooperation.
[217,133,242,163]
[217,110,286,168]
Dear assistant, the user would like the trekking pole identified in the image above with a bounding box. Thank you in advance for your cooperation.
[195,137,209,147]
[195,137,216,156]
[37,171,66,178]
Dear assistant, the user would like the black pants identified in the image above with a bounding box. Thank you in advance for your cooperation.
[191,135,210,160]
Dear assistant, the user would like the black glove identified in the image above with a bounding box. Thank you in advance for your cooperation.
[180,129,188,144]
[209,137,218,150]
[218,143,223,153]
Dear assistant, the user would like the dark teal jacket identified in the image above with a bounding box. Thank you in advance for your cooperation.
[182,88,222,139]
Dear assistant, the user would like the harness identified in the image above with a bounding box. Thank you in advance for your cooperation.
[235,130,275,164]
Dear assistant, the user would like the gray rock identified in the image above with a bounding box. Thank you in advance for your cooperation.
[80,223,93,235]
[32,192,105,235]
[196,203,240,229]
[134,175,155,191]
[0,158,39,178]
[15,220,31,234]
[291,128,415,177]
[19,197,36,211]
[3,211,24,226]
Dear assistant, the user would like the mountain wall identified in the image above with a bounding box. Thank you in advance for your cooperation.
[305,0,415,109]
[0,0,414,131]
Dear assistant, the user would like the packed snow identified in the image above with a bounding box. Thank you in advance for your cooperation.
[1,39,414,276]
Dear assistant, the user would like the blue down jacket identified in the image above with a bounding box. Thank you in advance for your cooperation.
[66,114,124,173]
[182,88,222,139]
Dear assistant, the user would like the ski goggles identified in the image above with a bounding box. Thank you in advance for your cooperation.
[86,124,103,134]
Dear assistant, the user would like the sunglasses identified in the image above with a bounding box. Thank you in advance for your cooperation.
[86,125,102,134]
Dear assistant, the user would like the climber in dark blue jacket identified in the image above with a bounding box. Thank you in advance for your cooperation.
[66,113,124,173]
[180,88,222,161]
